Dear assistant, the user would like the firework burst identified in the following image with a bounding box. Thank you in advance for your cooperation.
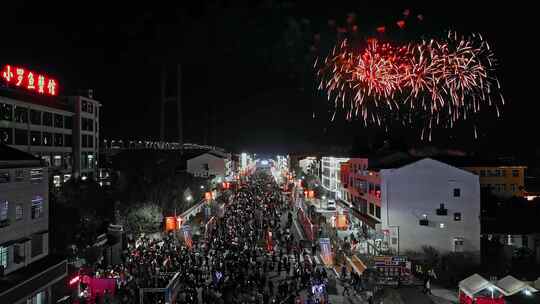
[316,30,503,140]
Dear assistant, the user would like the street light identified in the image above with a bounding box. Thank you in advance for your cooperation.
[186,195,193,202]
[200,185,204,189]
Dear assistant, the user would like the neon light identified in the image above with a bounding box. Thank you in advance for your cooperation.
[1,65,59,96]
[69,275,80,285]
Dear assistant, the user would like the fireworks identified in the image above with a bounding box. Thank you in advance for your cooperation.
[316,30,503,139]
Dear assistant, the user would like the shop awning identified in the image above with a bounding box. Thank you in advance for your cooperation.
[459,274,504,298]
[350,207,379,229]
[496,275,538,296]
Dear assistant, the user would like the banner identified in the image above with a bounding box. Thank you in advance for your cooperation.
[319,238,333,265]
[181,225,193,249]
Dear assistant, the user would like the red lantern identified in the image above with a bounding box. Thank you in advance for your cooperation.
[396,20,406,29]
[376,26,386,33]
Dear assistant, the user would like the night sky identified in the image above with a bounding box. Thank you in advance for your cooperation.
[1,1,538,155]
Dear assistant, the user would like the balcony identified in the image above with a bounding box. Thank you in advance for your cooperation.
[0,254,67,303]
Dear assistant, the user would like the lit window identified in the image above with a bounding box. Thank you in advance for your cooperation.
[0,246,7,269]
[53,155,62,167]
[63,174,71,183]
[15,204,23,220]
[30,169,43,183]
[31,197,44,219]
[53,175,61,188]
[439,223,445,229]
[0,171,10,183]
[0,201,8,221]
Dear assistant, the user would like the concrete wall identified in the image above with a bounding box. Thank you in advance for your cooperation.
[187,153,226,178]
[0,166,49,274]
[380,158,481,254]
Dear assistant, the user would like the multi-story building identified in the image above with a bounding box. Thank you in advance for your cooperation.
[459,162,526,198]
[69,96,101,180]
[0,144,67,304]
[0,64,101,184]
[321,156,349,200]
[341,156,481,254]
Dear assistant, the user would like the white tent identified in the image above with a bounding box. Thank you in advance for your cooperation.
[496,275,538,296]
[459,274,505,298]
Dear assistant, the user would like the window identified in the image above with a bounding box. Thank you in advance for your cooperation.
[512,169,519,177]
[54,114,63,128]
[42,132,52,146]
[53,175,61,187]
[64,115,72,129]
[203,163,209,171]
[81,152,88,169]
[64,134,72,147]
[87,153,94,169]
[523,235,529,248]
[0,200,8,221]
[42,112,53,126]
[501,169,506,176]
[453,188,461,197]
[87,135,93,148]
[369,203,375,215]
[30,169,43,183]
[53,155,62,167]
[15,204,23,220]
[54,133,63,147]
[0,246,7,269]
[0,102,13,121]
[14,129,28,145]
[0,171,10,183]
[82,100,88,112]
[30,131,41,145]
[501,184,507,192]
[14,106,28,123]
[63,174,71,183]
[391,237,397,245]
[480,170,486,177]
[437,203,448,216]
[15,169,24,181]
[13,244,24,264]
[30,109,41,125]
[31,196,44,219]
[31,233,43,257]
[41,155,51,167]
[375,206,381,219]
[0,128,12,145]
[81,134,87,148]
[495,169,501,176]
[454,212,462,221]
[511,184,517,192]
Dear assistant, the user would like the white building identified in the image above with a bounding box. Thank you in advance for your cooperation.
[186,151,231,181]
[379,158,481,254]
[321,156,349,199]
[0,144,67,303]
[299,157,316,175]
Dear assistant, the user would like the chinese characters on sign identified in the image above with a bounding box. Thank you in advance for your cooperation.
[1,65,58,96]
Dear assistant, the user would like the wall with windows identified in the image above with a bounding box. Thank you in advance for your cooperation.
[379,158,481,254]
[71,96,100,180]
[320,157,349,199]
[187,153,227,179]
[462,166,526,198]
[0,165,49,275]
[0,96,74,188]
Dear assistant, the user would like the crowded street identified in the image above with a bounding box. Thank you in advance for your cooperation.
[86,168,360,304]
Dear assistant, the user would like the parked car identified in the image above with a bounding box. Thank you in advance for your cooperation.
[327,199,336,210]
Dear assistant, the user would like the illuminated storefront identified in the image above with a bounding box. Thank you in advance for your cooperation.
[0,64,101,183]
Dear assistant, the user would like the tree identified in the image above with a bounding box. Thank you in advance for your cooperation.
[119,203,163,235]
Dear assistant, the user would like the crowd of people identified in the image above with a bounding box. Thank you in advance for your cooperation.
[87,169,332,304]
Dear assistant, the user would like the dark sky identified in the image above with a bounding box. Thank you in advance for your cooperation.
[1,1,538,155]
